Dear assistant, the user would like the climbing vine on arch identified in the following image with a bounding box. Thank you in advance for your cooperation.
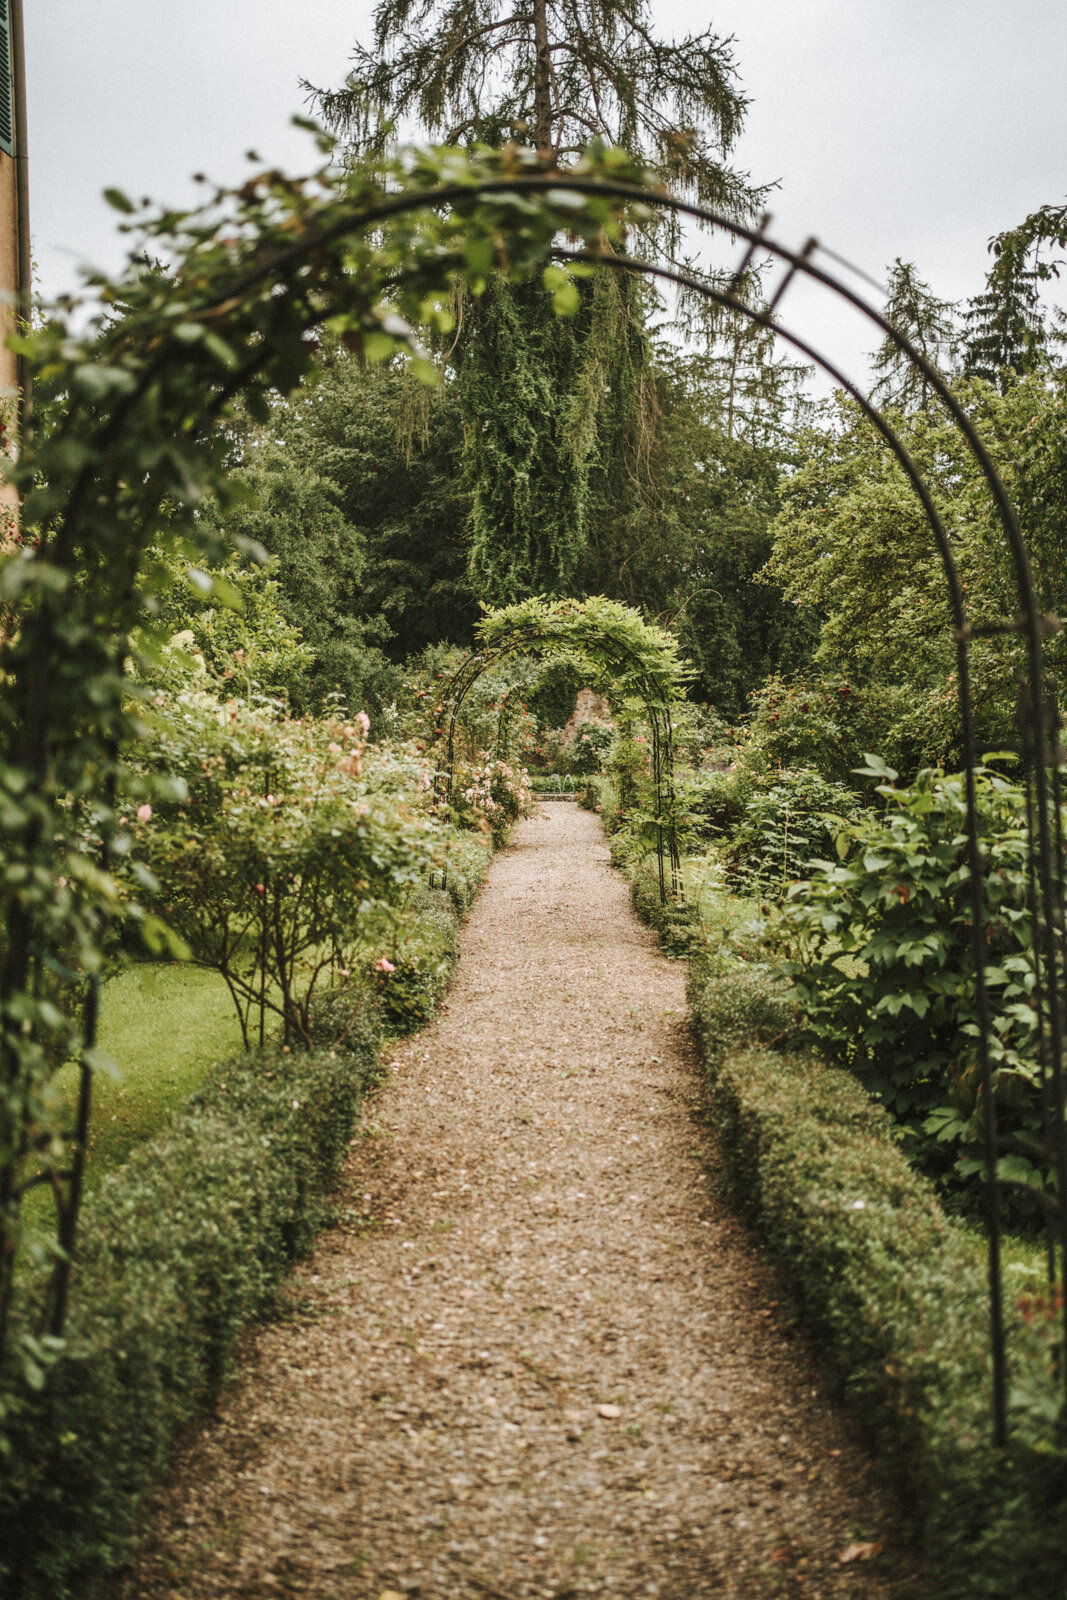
[435,596,689,899]
[0,138,650,1368]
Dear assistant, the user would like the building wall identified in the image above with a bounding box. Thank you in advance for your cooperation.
[0,146,17,522]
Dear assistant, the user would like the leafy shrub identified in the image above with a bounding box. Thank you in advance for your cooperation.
[743,674,887,785]
[688,954,1067,1597]
[721,766,865,897]
[453,757,533,846]
[440,829,493,913]
[0,1039,379,1598]
[678,767,749,843]
[625,857,693,956]
[130,695,437,1046]
[566,716,614,776]
[774,762,1042,1220]
[371,887,460,1034]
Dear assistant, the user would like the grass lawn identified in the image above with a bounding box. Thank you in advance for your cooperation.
[23,963,243,1238]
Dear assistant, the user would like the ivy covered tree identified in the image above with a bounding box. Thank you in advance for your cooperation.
[309,0,769,607]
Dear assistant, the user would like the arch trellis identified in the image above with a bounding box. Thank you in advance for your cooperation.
[3,147,1063,1447]
[433,597,688,900]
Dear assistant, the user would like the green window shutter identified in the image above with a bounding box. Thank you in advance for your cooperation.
[0,0,13,159]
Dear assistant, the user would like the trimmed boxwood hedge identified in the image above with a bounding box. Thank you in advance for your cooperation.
[687,947,1067,1600]
[601,820,1067,1596]
[0,1020,382,1599]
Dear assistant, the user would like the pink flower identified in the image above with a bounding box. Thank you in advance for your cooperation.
[136,804,153,822]
[355,711,371,735]
[255,882,265,895]
[373,957,396,974]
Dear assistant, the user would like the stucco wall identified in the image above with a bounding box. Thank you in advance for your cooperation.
[0,147,18,522]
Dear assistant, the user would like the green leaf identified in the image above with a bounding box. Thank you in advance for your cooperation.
[102,187,136,214]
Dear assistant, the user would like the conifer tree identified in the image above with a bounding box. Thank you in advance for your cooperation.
[307,0,768,607]
[871,258,959,411]
[307,0,760,237]
[962,204,1067,389]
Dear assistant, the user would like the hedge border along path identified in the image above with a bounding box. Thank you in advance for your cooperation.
[686,952,1067,1600]
[114,805,924,1600]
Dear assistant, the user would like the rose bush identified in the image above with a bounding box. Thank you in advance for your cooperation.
[127,692,444,1047]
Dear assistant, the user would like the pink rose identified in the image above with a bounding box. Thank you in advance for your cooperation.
[136,804,153,822]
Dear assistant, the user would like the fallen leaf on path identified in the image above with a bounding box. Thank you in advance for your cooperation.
[838,1541,882,1564]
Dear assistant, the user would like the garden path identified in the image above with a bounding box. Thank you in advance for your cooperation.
[119,804,923,1600]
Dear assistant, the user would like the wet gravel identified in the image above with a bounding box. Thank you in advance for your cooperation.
[115,804,926,1600]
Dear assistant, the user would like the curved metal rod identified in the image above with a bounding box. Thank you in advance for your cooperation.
[563,243,1012,1434]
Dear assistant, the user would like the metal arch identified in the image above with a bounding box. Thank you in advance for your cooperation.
[149,165,1058,1444]
[434,621,684,900]
[552,244,1023,1436]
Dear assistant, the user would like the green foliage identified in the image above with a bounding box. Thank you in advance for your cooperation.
[687,942,1067,1598]
[453,757,534,847]
[193,449,398,713]
[0,138,649,1358]
[566,715,614,776]
[130,695,436,1048]
[261,352,478,660]
[718,767,865,899]
[774,764,1044,1220]
[623,856,693,956]
[371,887,460,1034]
[462,274,596,603]
[477,594,688,703]
[742,673,887,786]
[153,558,316,707]
[766,377,1067,767]
[0,1038,380,1598]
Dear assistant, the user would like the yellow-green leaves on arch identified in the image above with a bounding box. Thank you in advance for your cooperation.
[436,596,688,901]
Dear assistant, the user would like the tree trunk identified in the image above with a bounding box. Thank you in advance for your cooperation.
[532,0,553,150]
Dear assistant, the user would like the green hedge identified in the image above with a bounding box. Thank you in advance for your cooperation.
[377,885,463,1034]
[687,950,1067,1599]
[0,1023,382,1599]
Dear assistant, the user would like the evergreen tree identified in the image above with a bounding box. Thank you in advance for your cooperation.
[871,258,959,411]
[307,0,760,233]
[309,0,768,607]
[964,234,1048,389]
[961,203,1067,389]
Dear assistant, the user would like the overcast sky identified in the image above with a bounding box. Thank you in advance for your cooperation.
[25,1,1067,391]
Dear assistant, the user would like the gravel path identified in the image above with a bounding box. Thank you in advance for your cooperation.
[118,805,924,1600]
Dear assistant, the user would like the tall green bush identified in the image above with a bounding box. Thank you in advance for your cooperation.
[131,696,438,1047]
[775,762,1042,1219]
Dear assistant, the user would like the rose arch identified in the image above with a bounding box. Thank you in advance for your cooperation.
[433,596,689,901]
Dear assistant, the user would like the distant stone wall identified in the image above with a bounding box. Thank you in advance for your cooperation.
[560,687,612,745]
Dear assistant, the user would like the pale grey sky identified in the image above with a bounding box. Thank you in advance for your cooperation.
[26,1,1067,390]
